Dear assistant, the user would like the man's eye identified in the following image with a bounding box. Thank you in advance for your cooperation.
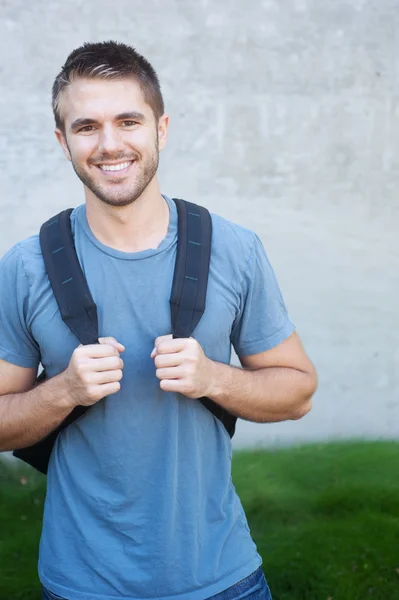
[122,120,138,127]
[78,125,95,133]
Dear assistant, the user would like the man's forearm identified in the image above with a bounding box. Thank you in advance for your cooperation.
[0,373,73,451]
[206,361,316,423]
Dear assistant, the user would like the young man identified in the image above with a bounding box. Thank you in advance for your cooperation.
[0,42,317,600]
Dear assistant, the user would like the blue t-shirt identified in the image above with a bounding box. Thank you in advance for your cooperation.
[0,196,295,600]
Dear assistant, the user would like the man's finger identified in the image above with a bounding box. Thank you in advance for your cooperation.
[154,334,173,346]
[156,367,183,380]
[154,353,182,369]
[93,369,124,384]
[99,337,125,353]
[151,334,173,358]
[80,344,121,358]
[90,356,124,372]
[159,378,185,393]
[153,338,188,357]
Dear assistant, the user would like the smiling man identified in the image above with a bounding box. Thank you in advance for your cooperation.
[0,42,317,600]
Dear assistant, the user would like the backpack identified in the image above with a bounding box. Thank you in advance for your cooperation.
[13,199,237,474]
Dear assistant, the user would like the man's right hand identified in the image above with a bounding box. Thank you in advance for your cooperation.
[61,337,125,408]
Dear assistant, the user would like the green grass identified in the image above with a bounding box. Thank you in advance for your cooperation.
[233,441,399,599]
[0,461,46,600]
[1,441,399,599]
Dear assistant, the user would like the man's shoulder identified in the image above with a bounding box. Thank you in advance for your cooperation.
[210,211,255,242]
[209,210,257,265]
[0,235,44,292]
[2,205,83,271]
[17,233,41,253]
[1,234,41,267]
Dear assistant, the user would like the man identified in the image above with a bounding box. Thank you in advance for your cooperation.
[0,41,317,600]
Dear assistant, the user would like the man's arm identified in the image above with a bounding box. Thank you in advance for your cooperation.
[152,332,317,423]
[0,338,125,452]
[206,332,316,422]
[0,360,74,451]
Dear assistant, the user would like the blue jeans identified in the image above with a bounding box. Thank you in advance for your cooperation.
[42,568,272,600]
[207,567,272,599]
[42,587,66,600]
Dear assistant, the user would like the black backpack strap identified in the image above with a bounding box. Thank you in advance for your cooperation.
[13,209,99,474]
[171,199,237,438]
[40,209,99,346]
[170,199,212,338]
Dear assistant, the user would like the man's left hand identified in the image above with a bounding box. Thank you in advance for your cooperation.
[151,335,213,398]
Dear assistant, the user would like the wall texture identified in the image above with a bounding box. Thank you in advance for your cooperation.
[0,0,398,448]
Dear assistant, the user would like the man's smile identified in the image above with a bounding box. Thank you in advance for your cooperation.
[95,160,136,176]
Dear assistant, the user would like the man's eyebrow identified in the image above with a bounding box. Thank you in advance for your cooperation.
[115,111,146,122]
[70,112,146,132]
[70,118,98,132]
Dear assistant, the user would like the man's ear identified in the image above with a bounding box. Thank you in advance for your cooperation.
[158,114,169,152]
[55,128,72,162]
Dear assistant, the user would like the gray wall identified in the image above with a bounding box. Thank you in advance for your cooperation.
[0,0,398,448]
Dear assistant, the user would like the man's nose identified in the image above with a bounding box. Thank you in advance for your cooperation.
[98,126,124,154]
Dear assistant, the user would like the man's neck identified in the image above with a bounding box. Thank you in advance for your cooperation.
[84,180,170,253]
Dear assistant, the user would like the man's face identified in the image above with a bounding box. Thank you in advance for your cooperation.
[55,78,168,207]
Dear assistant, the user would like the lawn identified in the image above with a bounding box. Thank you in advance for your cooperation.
[1,441,398,599]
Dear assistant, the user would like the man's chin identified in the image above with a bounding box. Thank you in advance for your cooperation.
[84,183,142,208]
[96,195,139,208]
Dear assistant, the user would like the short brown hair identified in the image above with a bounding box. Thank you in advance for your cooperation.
[52,40,165,130]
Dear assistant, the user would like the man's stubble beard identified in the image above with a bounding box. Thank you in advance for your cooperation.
[68,137,160,208]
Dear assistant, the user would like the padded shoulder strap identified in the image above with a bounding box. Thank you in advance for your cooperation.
[170,199,237,438]
[170,199,212,338]
[40,209,99,345]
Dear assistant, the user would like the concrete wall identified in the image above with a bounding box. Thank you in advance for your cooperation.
[0,0,398,448]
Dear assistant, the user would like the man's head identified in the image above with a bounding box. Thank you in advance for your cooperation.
[53,41,168,208]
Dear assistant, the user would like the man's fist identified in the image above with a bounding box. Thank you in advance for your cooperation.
[151,335,214,399]
[61,337,125,408]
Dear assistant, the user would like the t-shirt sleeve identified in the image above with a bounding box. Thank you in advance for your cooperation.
[231,233,295,357]
[0,245,40,368]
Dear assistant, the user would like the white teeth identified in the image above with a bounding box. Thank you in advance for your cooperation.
[99,161,132,172]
